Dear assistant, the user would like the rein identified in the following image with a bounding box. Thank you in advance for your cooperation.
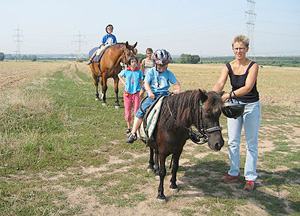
[167,99,222,145]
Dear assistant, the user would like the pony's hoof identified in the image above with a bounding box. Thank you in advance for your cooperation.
[170,187,179,193]
[155,175,160,181]
[115,105,120,109]
[147,168,154,173]
[157,197,167,204]
[102,103,107,106]
[95,98,100,101]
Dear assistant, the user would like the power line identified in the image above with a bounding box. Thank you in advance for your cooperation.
[13,25,24,61]
[245,0,256,58]
[72,31,87,59]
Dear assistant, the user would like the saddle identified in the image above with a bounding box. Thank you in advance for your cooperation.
[88,46,110,63]
[137,96,165,148]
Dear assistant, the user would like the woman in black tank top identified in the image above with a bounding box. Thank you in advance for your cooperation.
[213,34,261,192]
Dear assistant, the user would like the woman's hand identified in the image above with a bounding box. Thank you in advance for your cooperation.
[221,93,229,102]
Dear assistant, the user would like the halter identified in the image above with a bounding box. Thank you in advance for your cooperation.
[120,44,134,70]
[167,98,222,145]
[190,100,222,145]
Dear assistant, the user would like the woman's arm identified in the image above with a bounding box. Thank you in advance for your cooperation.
[141,59,145,74]
[213,65,229,101]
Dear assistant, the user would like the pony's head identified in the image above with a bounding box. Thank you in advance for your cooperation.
[200,90,224,151]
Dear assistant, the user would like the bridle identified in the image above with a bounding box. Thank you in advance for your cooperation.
[167,98,222,145]
[189,100,222,145]
[120,45,133,70]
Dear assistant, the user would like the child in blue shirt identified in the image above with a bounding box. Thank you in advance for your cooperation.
[118,56,144,134]
[126,49,181,143]
[87,24,117,65]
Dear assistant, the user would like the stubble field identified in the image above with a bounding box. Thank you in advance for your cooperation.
[0,61,299,215]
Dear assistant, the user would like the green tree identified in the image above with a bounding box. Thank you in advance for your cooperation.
[0,52,4,61]
[191,55,200,64]
[180,53,200,64]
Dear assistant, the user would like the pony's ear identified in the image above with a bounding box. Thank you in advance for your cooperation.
[132,42,138,48]
[219,91,225,97]
[198,89,208,102]
[125,41,129,47]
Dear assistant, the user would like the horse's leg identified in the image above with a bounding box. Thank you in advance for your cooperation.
[92,71,100,101]
[169,151,182,193]
[154,149,160,180]
[113,76,120,109]
[95,76,100,100]
[100,75,108,106]
[157,153,167,203]
[147,148,154,173]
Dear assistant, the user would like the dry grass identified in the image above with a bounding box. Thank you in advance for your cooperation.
[0,61,299,216]
[0,60,68,94]
[2,61,299,108]
[168,64,300,109]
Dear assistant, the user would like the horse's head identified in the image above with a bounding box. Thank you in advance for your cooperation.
[198,90,224,151]
[120,41,138,65]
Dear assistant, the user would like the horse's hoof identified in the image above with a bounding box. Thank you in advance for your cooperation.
[102,103,107,106]
[147,168,154,173]
[115,105,120,109]
[157,198,167,204]
[170,187,179,193]
[95,98,100,101]
[155,175,160,181]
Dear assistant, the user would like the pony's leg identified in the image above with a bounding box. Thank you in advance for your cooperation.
[113,76,120,108]
[100,76,108,106]
[154,149,160,180]
[157,153,167,203]
[169,151,182,193]
[147,148,154,173]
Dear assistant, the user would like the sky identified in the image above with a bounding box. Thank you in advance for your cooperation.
[1,0,300,57]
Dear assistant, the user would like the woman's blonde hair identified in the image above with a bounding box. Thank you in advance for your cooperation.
[232,34,250,47]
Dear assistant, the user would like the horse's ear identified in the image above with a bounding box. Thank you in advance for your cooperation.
[198,89,208,102]
[219,91,225,97]
[132,42,138,48]
[125,41,129,48]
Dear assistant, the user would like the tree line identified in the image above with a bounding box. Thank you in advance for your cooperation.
[1,51,299,67]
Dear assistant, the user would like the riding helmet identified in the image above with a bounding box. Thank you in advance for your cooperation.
[152,49,172,65]
[221,102,245,119]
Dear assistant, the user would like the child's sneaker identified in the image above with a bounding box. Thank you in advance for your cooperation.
[124,128,131,135]
[126,133,137,143]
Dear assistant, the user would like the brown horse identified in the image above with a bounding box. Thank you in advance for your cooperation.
[145,89,224,203]
[89,42,137,108]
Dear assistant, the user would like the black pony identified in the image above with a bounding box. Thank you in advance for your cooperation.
[145,89,224,203]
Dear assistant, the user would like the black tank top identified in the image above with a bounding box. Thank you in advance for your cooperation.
[226,61,259,103]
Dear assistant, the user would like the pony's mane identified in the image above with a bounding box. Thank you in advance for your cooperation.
[160,90,222,130]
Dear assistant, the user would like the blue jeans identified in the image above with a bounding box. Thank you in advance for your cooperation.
[227,100,261,181]
[135,92,169,118]
[135,97,155,118]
